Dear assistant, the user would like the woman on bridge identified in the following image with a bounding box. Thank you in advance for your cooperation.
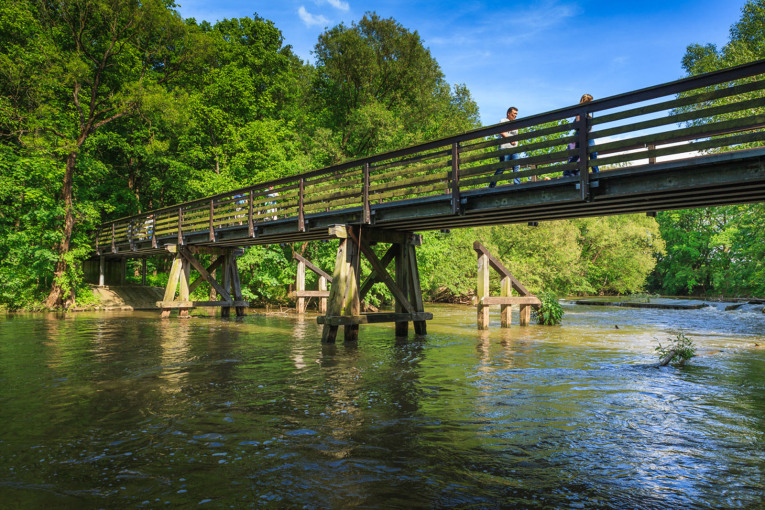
[563,93,599,177]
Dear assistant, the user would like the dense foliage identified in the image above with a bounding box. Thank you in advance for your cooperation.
[535,292,564,326]
[0,1,763,310]
[650,0,765,297]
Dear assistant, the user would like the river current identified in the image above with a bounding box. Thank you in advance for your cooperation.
[1,302,764,508]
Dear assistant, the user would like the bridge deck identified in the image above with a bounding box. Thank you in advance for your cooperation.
[95,60,765,257]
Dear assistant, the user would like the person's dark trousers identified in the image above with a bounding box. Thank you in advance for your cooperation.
[490,153,521,187]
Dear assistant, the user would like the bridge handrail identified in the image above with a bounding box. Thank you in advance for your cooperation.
[97,59,765,251]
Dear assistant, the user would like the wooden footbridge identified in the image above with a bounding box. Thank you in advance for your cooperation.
[93,60,765,341]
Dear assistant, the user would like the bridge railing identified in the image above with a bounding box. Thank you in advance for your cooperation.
[97,59,765,252]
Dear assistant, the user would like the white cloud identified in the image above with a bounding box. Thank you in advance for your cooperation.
[326,0,350,11]
[298,6,329,27]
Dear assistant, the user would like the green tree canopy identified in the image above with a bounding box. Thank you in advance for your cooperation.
[309,12,479,161]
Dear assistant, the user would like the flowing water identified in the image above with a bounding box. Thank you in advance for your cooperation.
[1,302,764,508]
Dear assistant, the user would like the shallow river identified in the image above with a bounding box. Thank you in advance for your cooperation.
[1,301,764,508]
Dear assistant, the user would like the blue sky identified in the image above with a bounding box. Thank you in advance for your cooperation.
[175,0,746,125]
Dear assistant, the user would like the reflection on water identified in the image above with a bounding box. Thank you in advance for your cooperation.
[0,302,764,508]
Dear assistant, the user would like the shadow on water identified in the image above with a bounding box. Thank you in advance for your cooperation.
[0,303,764,508]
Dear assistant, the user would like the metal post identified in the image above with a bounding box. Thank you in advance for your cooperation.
[209,199,215,242]
[578,110,590,201]
[298,178,305,232]
[451,142,460,214]
[363,163,371,224]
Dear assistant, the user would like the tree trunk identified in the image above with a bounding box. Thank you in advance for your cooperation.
[44,150,77,309]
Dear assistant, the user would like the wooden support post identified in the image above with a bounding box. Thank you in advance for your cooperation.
[161,255,183,318]
[142,258,147,286]
[344,232,361,342]
[473,241,540,330]
[99,256,105,287]
[221,252,232,318]
[500,275,511,327]
[158,247,247,318]
[477,251,490,330]
[179,255,190,318]
[407,244,427,335]
[296,257,306,314]
[321,226,431,341]
[519,303,531,326]
[230,250,245,317]
[394,242,410,337]
[322,231,360,343]
[318,276,327,314]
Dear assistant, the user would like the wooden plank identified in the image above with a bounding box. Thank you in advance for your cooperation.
[459,134,576,165]
[371,182,446,202]
[481,296,542,305]
[593,79,765,126]
[592,97,765,140]
[369,170,450,194]
[317,312,433,325]
[363,229,421,246]
[370,147,451,172]
[459,121,573,154]
[594,114,765,154]
[370,156,451,184]
[595,130,765,168]
[156,300,249,308]
[293,290,331,298]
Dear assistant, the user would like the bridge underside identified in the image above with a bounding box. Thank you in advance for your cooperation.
[98,149,765,258]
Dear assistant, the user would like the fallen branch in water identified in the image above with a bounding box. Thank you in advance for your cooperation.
[654,332,695,367]
[656,349,678,367]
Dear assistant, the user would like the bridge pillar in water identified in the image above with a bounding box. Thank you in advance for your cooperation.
[318,226,432,342]
[474,241,541,329]
[157,246,249,318]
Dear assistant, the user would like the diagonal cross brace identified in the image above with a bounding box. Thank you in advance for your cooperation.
[178,247,231,302]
